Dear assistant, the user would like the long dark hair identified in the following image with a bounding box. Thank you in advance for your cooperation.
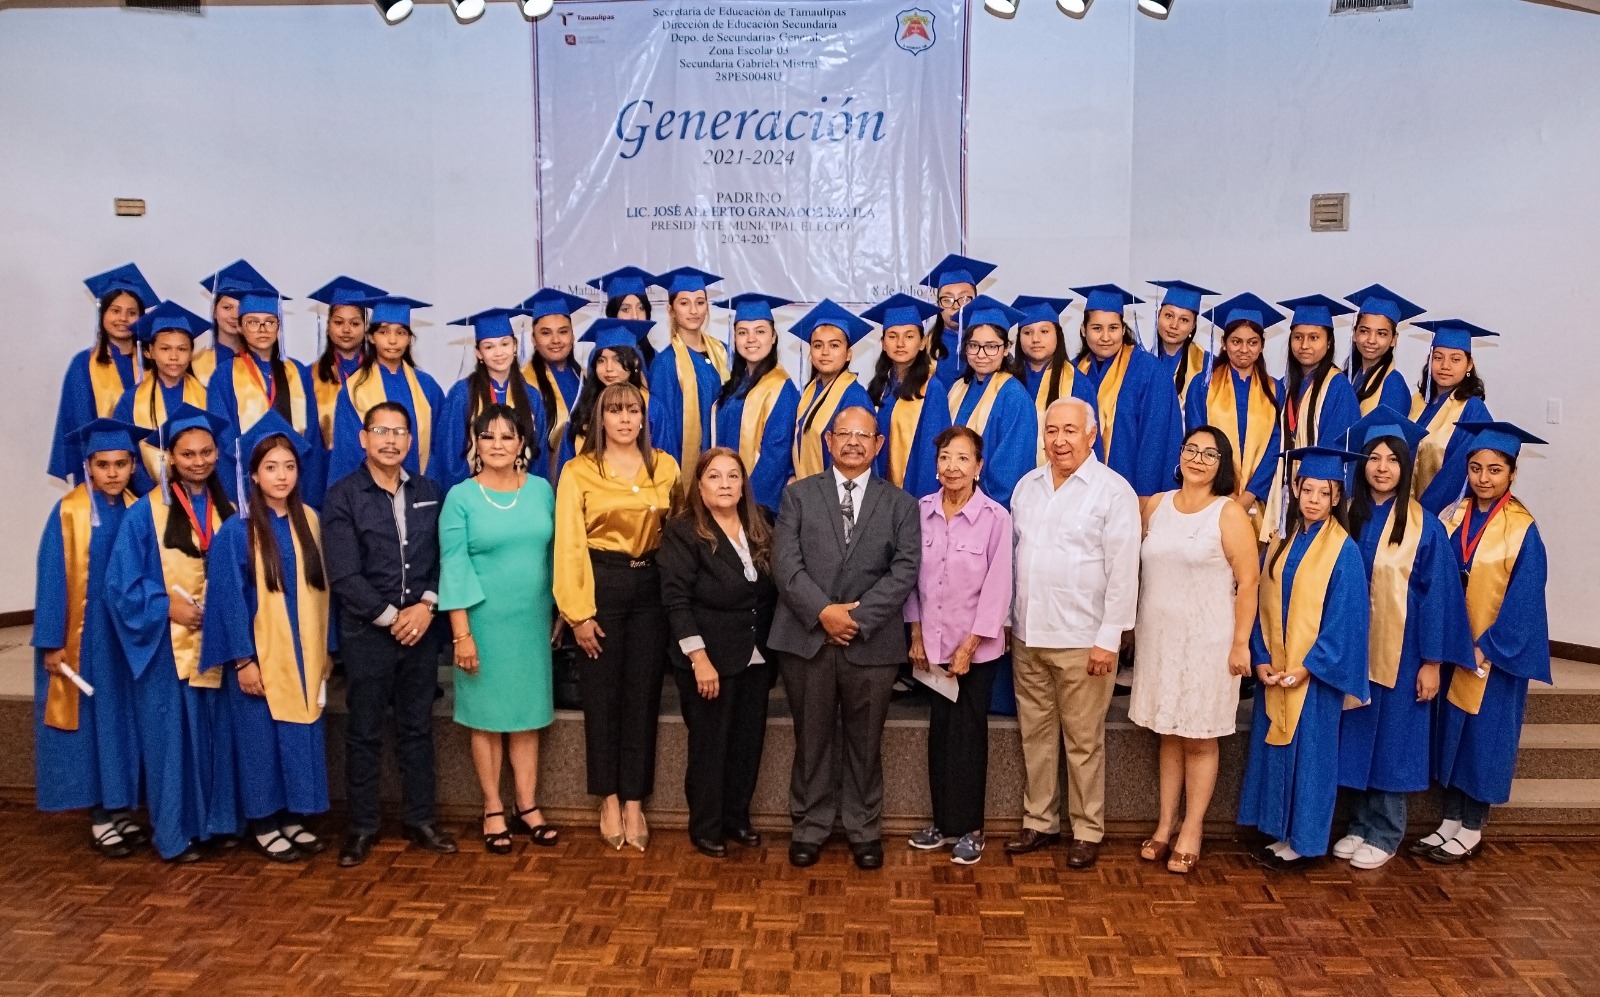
[928,313,953,365]
[1209,320,1280,411]
[717,321,780,407]
[1072,313,1137,365]
[1347,313,1397,406]
[470,402,532,473]
[245,435,325,594]
[243,332,296,422]
[1267,477,1349,579]
[1418,353,1487,405]
[581,382,657,479]
[605,294,657,366]
[1168,311,1201,394]
[464,355,539,467]
[161,428,236,558]
[1348,436,1414,546]
[868,344,933,406]
[571,347,647,447]
[1172,425,1237,497]
[313,304,365,385]
[1007,321,1071,406]
[351,321,417,390]
[670,445,773,573]
[1283,325,1337,445]
[94,290,145,366]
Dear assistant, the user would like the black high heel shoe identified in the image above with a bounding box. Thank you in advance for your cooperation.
[482,812,514,855]
[514,806,561,847]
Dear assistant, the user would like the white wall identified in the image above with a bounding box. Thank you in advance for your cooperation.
[2,0,1596,642]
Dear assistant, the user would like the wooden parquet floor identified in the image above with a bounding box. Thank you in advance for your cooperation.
[1,805,1598,996]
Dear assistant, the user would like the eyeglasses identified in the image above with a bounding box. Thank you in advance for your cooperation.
[828,429,879,442]
[241,318,280,332]
[965,341,1005,357]
[368,426,411,439]
[1181,444,1221,465]
[937,294,974,309]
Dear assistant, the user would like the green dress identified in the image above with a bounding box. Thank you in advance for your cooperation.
[438,474,556,732]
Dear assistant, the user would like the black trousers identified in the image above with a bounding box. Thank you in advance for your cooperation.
[340,616,440,833]
[781,647,899,845]
[926,658,999,837]
[580,553,667,800]
[674,660,772,841]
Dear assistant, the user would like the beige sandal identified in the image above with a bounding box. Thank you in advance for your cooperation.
[1167,851,1200,874]
[1139,838,1171,863]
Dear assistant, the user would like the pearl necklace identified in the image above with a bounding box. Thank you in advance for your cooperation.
[478,479,520,510]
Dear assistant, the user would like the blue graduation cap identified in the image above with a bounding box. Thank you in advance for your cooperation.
[235,288,289,318]
[448,307,533,342]
[715,293,793,325]
[1070,284,1143,315]
[959,295,1026,332]
[1148,279,1216,315]
[307,276,387,308]
[580,318,654,355]
[201,260,276,298]
[920,254,997,290]
[134,301,212,343]
[1286,445,1365,483]
[355,295,429,327]
[861,293,940,330]
[1278,294,1355,329]
[1455,420,1547,460]
[85,264,157,310]
[1204,292,1285,331]
[588,266,655,301]
[787,300,873,346]
[1344,404,1427,456]
[520,288,592,322]
[158,403,229,448]
[1345,284,1425,325]
[651,267,722,297]
[1415,318,1499,354]
[68,417,151,457]
[1010,295,1074,327]
[238,410,313,461]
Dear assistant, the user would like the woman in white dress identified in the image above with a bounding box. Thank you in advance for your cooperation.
[1130,425,1260,873]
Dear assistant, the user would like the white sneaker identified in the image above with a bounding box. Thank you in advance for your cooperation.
[1350,843,1394,870]
[1332,834,1364,860]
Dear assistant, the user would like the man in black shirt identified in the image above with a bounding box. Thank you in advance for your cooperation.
[322,401,456,865]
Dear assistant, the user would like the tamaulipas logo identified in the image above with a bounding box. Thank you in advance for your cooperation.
[895,9,936,55]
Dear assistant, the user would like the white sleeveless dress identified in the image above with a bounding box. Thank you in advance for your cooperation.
[1130,493,1241,738]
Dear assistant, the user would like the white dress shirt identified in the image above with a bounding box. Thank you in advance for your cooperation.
[833,466,870,527]
[1010,454,1141,652]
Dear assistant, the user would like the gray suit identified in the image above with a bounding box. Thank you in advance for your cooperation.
[771,470,920,845]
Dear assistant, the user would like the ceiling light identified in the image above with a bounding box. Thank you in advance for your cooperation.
[521,0,556,18]
[1057,0,1092,15]
[1138,0,1173,18]
[450,0,486,22]
[372,0,412,24]
[985,0,1019,15]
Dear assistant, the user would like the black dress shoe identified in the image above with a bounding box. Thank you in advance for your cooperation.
[693,836,728,858]
[726,827,762,848]
[91,824,133,859]
[850,839,884,870]
[402,822,458,855]
[1003,829,1061,855]
[166,842,204,864]
[211,834,241,851]
[1426,840,1482,865]
[788,841,821,867]
[339,831,380,867]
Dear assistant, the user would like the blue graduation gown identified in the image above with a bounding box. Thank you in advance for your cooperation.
[793,376,874,478]
[1238,523,1370,856]
[1021,363,1102,464]
[208,351,327,507]
[49,347,136,482]
[1082,348,1182,497]
[32,491,141,813]
[951,373,1036,510]
[1153,344,1211,398]
[536,363,581,487]
[874,375,952,499]
[434,376,550,492]
[647,341,726,466]
[200,514,329,820]
[931,325,962,392]
[1435,512,1550,805]
[113,378,190,497]
[329,363,446,487]
[1415,395,1492,515]
[1280,372,1361,452]
[1338,503,1473,793]
[714,376,800,513]
[105,495,242,857]
[1183,369,1281,502]
[1343,365,1413,417]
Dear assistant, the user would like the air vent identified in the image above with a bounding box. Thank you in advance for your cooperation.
[1309,193,1349,232]
[1331,0,1411,13]
[124,0,204,13]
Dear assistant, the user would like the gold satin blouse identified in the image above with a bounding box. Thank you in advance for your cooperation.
[553,450,681,621]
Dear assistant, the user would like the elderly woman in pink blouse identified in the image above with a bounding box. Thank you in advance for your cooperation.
[905,425,1014,865]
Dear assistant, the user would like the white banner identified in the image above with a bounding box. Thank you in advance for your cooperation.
[534,0,968,306]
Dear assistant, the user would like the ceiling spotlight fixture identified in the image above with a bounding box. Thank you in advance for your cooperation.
[1057,0,1091,15]
[372,0,412,24]
[521,0,556,18]
[984,0,1019,15]
[449,0,486,22]
[1137,0,1173,17]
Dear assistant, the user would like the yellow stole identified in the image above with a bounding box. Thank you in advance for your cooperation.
[1346,499,1425,709]
[314,371,342,450]
[1205,368,1276,501]
[734,367,791,472]
[1258,519,1347,745]
[887,387,925,489]
[1078,345,1131,459]
[147,498,223,689]
[130,375,207,483]
[948,371,1012,436]
[793,372,860,480]
[1261,370,1335,540]
[191,347,218,387]
[347,363,433,475]
[233,354,311,438]
[672,333,730,478]
[1409,394,1467,498]
[524,361,574,481]
[88,354,129,418]
[1442,497,1534,715]
[1028,363,1080,463]
[44,486,136,731]
[252,511,332,724]
[1170,341,1206,398]
[1354,358,1395,416]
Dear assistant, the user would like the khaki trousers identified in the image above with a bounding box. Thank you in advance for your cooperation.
[1012,642,1116,841]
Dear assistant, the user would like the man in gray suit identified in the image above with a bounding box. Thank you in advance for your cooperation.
[770,405,921,869]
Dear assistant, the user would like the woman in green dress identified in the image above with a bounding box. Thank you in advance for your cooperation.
[439,402,560,854]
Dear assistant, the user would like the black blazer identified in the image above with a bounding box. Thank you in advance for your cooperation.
[658,516,777,677]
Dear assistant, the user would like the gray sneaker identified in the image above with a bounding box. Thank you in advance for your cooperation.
[908,826,955,850]
[951,831,986,865]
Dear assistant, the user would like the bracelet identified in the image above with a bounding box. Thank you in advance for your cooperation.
[453,632,472,644]
[234,659,253,672]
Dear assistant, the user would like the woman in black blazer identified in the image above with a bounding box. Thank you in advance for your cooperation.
[658,446,778,857]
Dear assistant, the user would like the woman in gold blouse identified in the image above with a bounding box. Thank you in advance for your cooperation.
[554,382,681,850]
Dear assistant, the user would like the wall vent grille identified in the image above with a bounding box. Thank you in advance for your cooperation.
[1332,0,1412,14]
[124,1,204,14]
[1310,193,1349,232]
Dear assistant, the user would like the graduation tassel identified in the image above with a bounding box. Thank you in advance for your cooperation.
[85,461,101,527]
[234,438,248,517]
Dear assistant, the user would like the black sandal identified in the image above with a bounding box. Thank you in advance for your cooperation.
[516,806,561,847]
[250,829,302,863]
[91,822,133,860]
[483,811,514,855]
[280,821,327,856]
[111,813,150,848]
